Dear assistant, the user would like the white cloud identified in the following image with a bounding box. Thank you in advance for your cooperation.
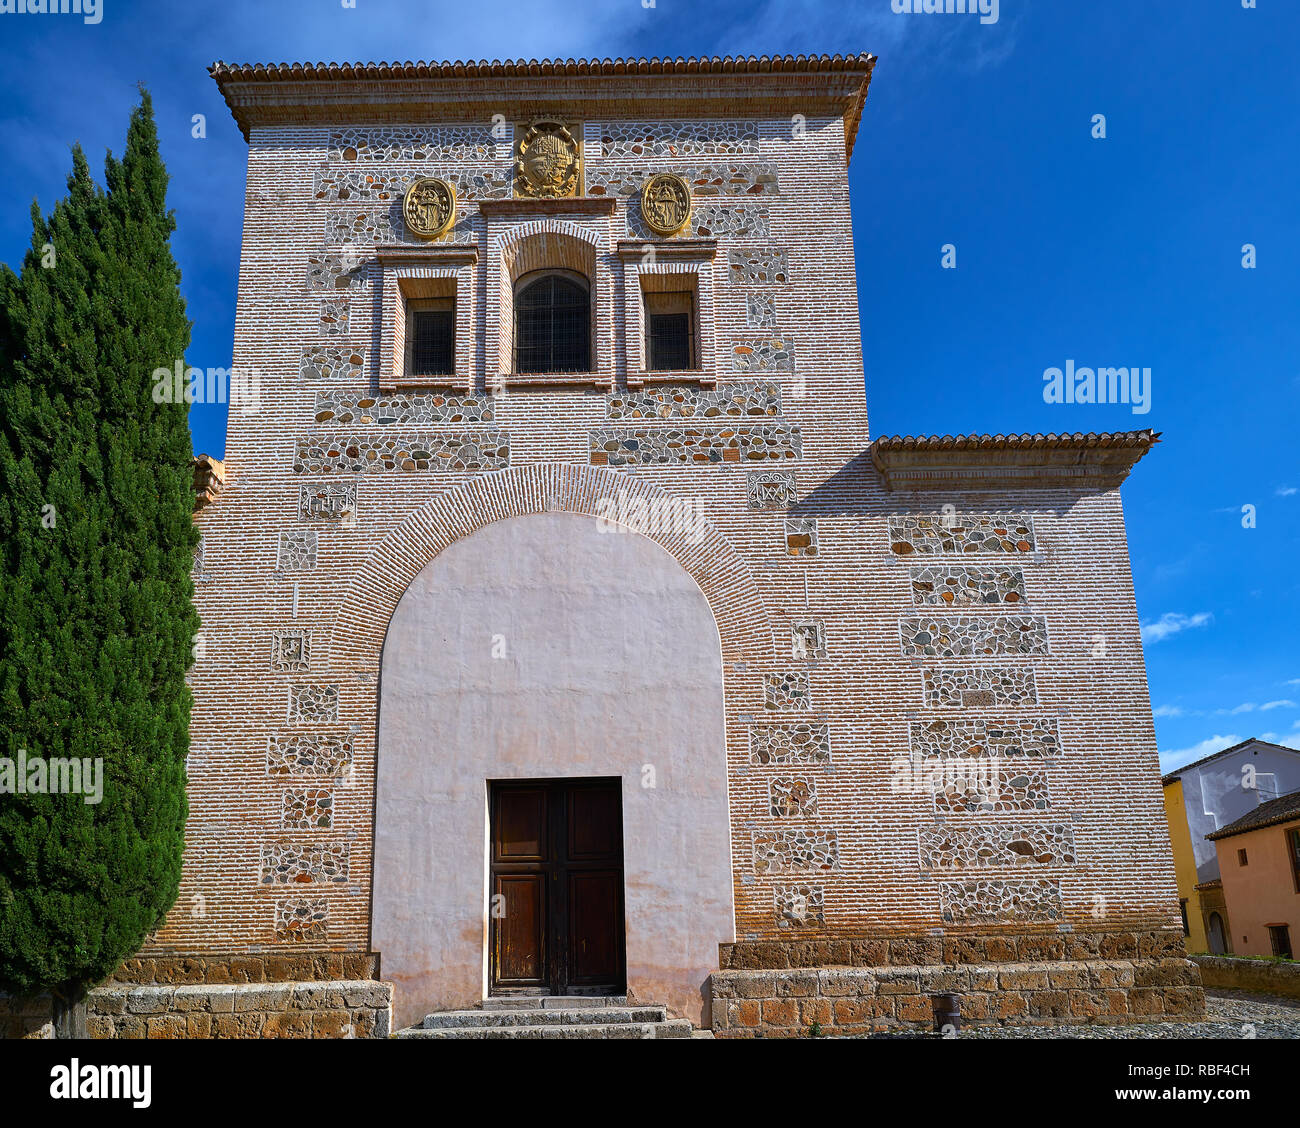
[1141,611,1213,645]
[1260,700,1296,711]
[1276,486,1297,497]
[1152,705,1183,718]
[1159,734,1241,774]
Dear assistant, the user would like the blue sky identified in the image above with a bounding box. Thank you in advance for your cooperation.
[1,0,1296,771]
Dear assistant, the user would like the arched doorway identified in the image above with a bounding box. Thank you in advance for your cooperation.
[1207,912,1227,955]
[371,511,733,1028]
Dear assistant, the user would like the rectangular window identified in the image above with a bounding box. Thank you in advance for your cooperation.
[644,290,697,371]
[1268,924,1292,959]
[1238,848,1249,867]
[405,298,455,378]
[1288,828,1300,894]
[1178,899,1189,937]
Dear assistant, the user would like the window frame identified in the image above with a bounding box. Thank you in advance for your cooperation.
[643,289,699,373]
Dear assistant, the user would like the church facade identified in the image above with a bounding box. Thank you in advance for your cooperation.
[167,54,1201,1035]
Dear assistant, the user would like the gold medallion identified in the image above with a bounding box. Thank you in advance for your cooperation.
[402,177,457,239]
[640,173,692,236]
[515,119,581,198]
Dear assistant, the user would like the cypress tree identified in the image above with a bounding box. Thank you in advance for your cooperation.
[0,91,198,1032]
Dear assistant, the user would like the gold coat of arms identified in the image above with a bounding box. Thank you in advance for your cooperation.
[515,120,582,198]
[402,177,457,239]
[640,173,692,236]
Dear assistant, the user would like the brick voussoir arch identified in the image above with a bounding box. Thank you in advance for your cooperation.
[325,463,777,675]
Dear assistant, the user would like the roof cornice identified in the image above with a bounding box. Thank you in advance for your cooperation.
[207,53,877,159]
[869,430,1161,492]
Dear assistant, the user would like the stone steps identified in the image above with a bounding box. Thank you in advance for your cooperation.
[394,996,692,1039]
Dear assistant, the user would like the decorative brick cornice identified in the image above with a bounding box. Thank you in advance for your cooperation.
[870,430,1160,492]
[208,53,876,161]
[192,454,225,511]
[616,238,718,261]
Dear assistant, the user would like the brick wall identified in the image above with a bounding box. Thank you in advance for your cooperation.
[171,73,1180,1018]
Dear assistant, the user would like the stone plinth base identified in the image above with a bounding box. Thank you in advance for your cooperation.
[711,959,1206,1037]
[85,980,393,1039]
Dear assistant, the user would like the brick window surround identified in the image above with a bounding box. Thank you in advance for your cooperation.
[376,245,477,392]
[617,238,718,388]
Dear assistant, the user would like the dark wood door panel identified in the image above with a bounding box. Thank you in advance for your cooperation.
[568,870,623,985]
[488,778,626,996]
[493,874,547,986]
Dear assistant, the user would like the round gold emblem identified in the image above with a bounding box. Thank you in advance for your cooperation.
[516,119,581,198]
[640,173,692,236]
[402,177,457,239]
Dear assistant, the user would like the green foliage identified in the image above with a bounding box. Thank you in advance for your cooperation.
[0,91,199,997]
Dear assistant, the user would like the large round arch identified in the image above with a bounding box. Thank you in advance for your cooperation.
[342,464,773,1029]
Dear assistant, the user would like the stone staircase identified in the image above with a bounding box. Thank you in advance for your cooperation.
[394,995,696,1039]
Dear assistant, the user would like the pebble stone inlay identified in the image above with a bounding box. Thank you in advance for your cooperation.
[270,630,311,672]
[282,788,334,830]
[923,666,1039,708]
[300,345,366,382]
[626,200,770,241]
[192,536,204,576]
[791,620,827,661]
[585,161,779,198]
[889,514,1037,555]
[775,884,826,929]
[314,166,511,203]
[274,898,329,943]
[732,336,795,373]
[938,878,1063,924]
[909,717,1060,759]
[318,298,350,337]
[770,776,819,817]
[900,615,1049,658]
[298,483,358,522]
[267,733,355,777]
[784,518,818,557]
[276,530,318,572]
[605,381,779,420]
[288,684,339,724]
[259,841,350,885]
[764,670,812,711]
[325,206,475,247]
[748,723,832,765]
[327,125,496,163]
[306,253,367,292]
[746,470,797,510]
[599,120,759,157]
[933,765,1051,813]
[918,823,1075,870]
[910,566,1027,606]
[753,829,838,875]
[293,432,510,474]
[314,391,494,425]
[729,247,788,285]
[589,424,800,466]
[746,293,777,328]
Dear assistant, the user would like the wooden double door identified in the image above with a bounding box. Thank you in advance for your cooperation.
[488,778,626,997]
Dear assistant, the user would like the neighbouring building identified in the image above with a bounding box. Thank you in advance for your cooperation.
[1208,791,1300,960]
[1162,738,1300,954]
[95,52,1206,1038]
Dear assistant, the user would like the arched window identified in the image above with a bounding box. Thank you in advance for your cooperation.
[513,271,590,373]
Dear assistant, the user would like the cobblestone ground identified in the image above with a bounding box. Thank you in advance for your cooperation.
[954,990,1300,1039]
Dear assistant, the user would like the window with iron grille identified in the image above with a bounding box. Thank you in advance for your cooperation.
[1289,827,1300,893]
[644,290,697,371]
[513,272,590,373]
[405,298,455,377]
